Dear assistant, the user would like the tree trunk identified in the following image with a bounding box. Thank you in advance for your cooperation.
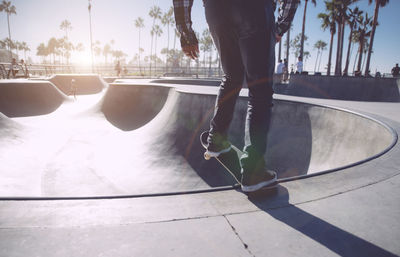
[286,26,290,74]
[7,13,13,60]
[318,50,323,72]
[300,0,308,59]
[338,20,345,75]
[154,36,158,76]
[327,32,334,76]
[353,50,358,74]
[365,1,379,76]
[343,27,353,76]
[166,24,170,72]
[208,48,213,76]
[139,29,142,74]
[334,21,342,76]
[356,36,364,74]
[278,40,282,61]
[314,49,319,73]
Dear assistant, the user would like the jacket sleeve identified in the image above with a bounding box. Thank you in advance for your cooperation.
[276,0,299,36]
[173,0,198,47]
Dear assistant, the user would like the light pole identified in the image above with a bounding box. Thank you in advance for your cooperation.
[88,0,94,73]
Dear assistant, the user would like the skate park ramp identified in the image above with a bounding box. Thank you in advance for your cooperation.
[48,74,107,95]
[0,80,69,117]
[0,80,397,198]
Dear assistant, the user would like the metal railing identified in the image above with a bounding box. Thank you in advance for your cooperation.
[0,62,396,79]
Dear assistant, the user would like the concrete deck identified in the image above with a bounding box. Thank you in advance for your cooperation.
[0,77,399,256]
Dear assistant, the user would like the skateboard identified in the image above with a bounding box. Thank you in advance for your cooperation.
[200,131,242,185]
[200,131,278,195]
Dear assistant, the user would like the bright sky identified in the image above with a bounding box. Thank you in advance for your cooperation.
[1,0,399,73]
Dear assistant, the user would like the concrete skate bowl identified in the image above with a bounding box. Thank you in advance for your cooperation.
[48,74,107,95]
[0,82,397,199]
[0,80,69,117]
[97,83,396,192]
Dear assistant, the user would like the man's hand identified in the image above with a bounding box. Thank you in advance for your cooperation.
[275,34,282,43]
[182,44,199,60]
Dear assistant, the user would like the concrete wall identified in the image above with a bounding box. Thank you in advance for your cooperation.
[276,74,400,102]
[153,76,400,102]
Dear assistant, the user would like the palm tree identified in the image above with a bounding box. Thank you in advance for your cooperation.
[173,28,180,51]
[134,17,144,73]
[313,40,327,72]
[299,0,316,59]
[286,24,293,72]
[60,20,72,41]
[74,42,84,63]
[3,37,14,56]
[0,0,16,60]
[290,33,308,60]
[0,39,5,49]
[354,12,373,75]
[151,24,163,76]
[102,43,111,64]
[20,41,30,61]
[16,41,24,60]
[88,0,94,72]
[149,6,162,75]
[47,37,58,64]
[161,7,174,71]
[364,0,389,76]
[93,40,102,64]
[200,29,213,70]
[318,7,336,76]
[36,43,48,63]
[343,6,362,76]
[112,50,127,63]
[60,20,72,64]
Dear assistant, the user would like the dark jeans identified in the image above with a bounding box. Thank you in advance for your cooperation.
[204,0,276,173]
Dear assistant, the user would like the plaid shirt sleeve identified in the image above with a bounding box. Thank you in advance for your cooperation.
[173,0,198,47]
[276,0,299,36]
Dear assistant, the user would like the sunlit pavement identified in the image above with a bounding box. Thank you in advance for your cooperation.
[0,77,399,257]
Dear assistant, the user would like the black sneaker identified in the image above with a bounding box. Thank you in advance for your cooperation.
[204,140,231,160]
[241,169,277,192]
[204,132,232,160]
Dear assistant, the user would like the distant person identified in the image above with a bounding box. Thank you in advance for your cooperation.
[123,66,128,76]
[69,79,77,99]
[115,61,121,77]
[296,56,303,74]
[20,59,29,78]
[276,59,284,74]
[276,59,284,83]
[392,63,400,78]
[7,58,18,79]
[283,58,288,82]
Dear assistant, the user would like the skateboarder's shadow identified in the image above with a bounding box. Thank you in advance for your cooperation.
[249,185,397,257]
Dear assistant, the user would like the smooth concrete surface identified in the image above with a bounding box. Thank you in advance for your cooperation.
[0,81,395,197]
[0,77,399,256]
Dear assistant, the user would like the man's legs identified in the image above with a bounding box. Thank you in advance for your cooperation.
[235,0,275,174]
[204,0,245,154]
[205,0,277,191]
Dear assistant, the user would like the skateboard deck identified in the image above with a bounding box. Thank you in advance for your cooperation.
[200,131,242,185]
[200,131,278,195]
